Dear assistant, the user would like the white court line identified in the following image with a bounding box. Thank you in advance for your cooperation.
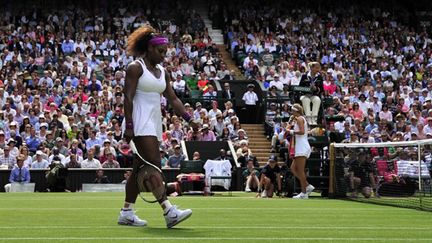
[0,226,428,230]
[0,207,395,211]
[0,197,339,200]
[0,237,431,241]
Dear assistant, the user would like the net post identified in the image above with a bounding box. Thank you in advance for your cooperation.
[328,143,335,199]
[418,142,423,210]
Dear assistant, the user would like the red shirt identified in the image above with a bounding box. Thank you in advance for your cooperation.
[197,79,209,93]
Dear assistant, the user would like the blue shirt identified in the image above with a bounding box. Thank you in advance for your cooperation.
[365,124,378,134]
[168,154,185,168]
[86,138,102,149]
[62,41,74,54]
[26,136,41,152]
[9,166,31,183]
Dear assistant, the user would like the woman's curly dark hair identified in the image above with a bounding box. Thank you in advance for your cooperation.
[126,25,157,56]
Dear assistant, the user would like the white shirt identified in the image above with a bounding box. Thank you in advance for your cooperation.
[242,91,258,105]
[269,80,284,91]
[358,101,371,116]
[81,158,102,168]
[48,154,66,164]
[173,80,186,92]
[423,125,432,135]
[208,109,222,119]
[31,159,49,169]
[371,101,382,114]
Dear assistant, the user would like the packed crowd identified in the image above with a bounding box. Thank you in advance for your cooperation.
[223,0,432,149]
[0,0,243,172]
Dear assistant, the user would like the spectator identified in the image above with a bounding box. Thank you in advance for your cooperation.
[192,151,201,161]
[25,128,41,155]
[0,131,6,149]
[94,170,110,184]
[200,124,216,141]
[0,146,16,169]
[48,148,66,164]
[160,148,169,167]
[208,101,222,120]
[19,146,33,168]
[6,138,19,158]
[31,151,50,169]
[221,82,235,100]
[243,159,260,192]
[167,145,185,168]
[54,137,69,156]
[81,148,102,168]
[65,154,81,168]
[86,129,102,150]
[172,74,187,98]
[101,151,121,168]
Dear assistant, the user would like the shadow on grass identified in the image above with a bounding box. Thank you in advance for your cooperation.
[141,227,206,237]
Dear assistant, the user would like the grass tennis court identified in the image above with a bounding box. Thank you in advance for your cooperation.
[0,192,431,242]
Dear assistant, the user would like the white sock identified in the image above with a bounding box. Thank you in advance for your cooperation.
[122,202,134,211]
[161,200,173,213]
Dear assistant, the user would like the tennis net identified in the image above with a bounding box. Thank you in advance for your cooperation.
[329,139,432,211]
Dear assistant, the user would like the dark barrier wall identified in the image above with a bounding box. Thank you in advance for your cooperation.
[0,168,243,192]
[185,141,231,162]
[0,168,180,192]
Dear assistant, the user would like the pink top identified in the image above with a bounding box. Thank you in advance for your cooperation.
[200,131,216,141]
[323,82,337,95]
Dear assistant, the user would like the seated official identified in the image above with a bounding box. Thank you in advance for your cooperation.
[4,155,31,192]
[299,62,323,125]
[214,149,235,166]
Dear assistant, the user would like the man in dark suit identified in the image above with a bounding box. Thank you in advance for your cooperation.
[299,62,324,125]
[221,82,235,100]
[214,149,235,167]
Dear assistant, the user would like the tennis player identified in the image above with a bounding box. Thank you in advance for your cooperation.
[287,104,314,199]
[118,25,192,228]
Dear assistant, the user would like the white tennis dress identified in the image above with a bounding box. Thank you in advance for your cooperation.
[124,59,166,141]
[294,116,311,158]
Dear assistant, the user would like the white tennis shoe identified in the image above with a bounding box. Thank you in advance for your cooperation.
[293,192,309,199]
[306,184,315,195]
[118,209,147,226]
[164,205,192,228]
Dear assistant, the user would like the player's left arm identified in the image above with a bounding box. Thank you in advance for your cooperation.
[163,70,187,117]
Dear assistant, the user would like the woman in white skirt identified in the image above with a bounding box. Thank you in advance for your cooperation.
[119,25,191,228]
[287,104,314,199]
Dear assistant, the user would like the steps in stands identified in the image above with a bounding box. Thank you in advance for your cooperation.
[242,124,282,167]
[194,2,224,45]
[192,1,244,79]
[218,45,244,80]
